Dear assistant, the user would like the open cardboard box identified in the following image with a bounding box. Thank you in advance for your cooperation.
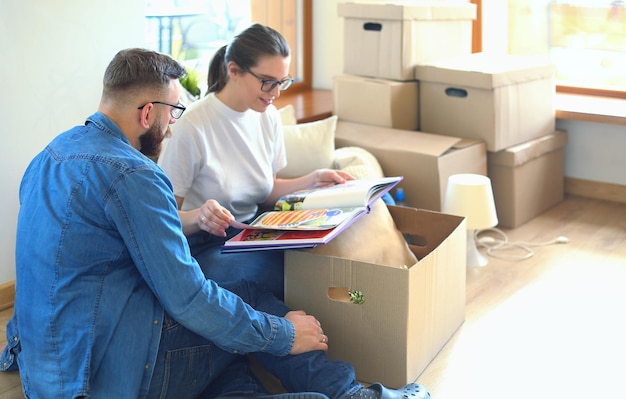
[284,206,466,388]
[335,121,486,211]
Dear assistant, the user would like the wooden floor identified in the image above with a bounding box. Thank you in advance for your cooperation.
[1,195,625,399]
[0,310,21,398]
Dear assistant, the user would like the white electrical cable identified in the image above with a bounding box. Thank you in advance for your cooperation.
[475,228,569,261]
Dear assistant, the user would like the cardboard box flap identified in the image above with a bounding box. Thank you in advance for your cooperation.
[338,1,476,21]
[488,130,567,167]
[387,206,465,260]
[336,121,464,157]
[415,53,555,89]
[452,138,480,149]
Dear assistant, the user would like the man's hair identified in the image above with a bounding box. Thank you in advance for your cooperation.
[102,48,187,99]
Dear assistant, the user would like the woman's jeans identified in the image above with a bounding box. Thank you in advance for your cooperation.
[187,226,285,300]
[146,280,361,399]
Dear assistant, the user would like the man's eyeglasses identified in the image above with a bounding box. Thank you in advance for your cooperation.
[137,101,186,119]
[245,68,294,93]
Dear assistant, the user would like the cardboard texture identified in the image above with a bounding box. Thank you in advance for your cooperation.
[333,74,419,130]
[284,206,467,388]
[335,120,486,211]
[488,130,567,228]
[415,53,556,151]
[338,2,476,81]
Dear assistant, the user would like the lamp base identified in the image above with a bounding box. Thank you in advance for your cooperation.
[466,230,488,267]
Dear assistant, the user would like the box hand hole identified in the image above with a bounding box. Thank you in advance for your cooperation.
[328,287,365,304]
[445,87,468,98]
[363,22,382,31]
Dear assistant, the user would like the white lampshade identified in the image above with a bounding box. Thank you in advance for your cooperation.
[443,174,498,230]
[443,174,498,267]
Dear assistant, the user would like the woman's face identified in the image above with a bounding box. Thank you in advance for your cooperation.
[231,54,291,113]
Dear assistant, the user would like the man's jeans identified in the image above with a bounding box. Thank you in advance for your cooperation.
[187,227,285,300]
[147,280,361,399]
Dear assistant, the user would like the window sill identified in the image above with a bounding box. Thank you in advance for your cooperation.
[272,89,333,123]
[555,93,626,126]
[274,89,626,128]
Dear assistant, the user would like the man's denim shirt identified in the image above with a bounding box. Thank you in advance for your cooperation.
[1,112,294,398]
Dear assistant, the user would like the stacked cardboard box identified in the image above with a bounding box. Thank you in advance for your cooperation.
[333,75,419,130]
[415,53,556,152]
[415,53,565,226]
[334,121,486,212]
[334,1,481,209]
[488,130,567,228]
[338,2,477,81]
[334,1,477,130]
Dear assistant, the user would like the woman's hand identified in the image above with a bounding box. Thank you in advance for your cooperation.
[265,169,355,210]
[197,199,234,237]
[314,168,354,186]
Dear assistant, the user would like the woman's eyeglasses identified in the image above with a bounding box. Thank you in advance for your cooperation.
[137,101,186,119]
[245,68,294,93]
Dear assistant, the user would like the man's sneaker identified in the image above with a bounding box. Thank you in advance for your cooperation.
[349,383,431,399]
[215,393,330,399]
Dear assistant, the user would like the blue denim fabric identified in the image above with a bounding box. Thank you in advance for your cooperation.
[146,311,267,399]
[1,113,294,398]
[187,227,286,300]
[147,280,362,399]
[228,281,362,399]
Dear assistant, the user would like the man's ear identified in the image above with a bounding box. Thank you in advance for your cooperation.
[138,103,152,129]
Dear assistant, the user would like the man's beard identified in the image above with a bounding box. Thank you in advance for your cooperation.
[139,119,171,159]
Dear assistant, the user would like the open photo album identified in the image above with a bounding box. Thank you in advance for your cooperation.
[222,176,403,252]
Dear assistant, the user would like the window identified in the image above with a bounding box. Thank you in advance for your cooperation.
[144,0,311,95]
[505,0,626,97]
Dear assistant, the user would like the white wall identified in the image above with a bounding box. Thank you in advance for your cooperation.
[557,120,626,185]
[0,0,144,284]
[0,1,624,285]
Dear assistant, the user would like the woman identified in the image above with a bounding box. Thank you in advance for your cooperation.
[158,23,351,299]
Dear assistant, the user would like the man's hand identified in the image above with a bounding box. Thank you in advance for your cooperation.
[285,310,328,355]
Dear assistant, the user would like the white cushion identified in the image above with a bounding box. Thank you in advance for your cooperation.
[333,146,384,180]
[277,115,337,178]
[277,104,297,126]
